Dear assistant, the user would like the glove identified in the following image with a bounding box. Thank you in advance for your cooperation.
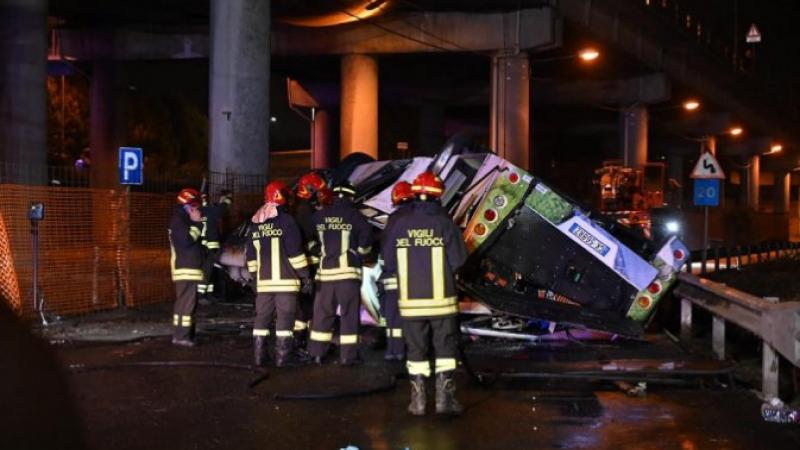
[300,278,314,296]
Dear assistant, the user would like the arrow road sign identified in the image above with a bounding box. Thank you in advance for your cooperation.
[691,152,725,179]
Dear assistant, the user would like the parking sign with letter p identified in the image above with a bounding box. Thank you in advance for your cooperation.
[119,147,143,185]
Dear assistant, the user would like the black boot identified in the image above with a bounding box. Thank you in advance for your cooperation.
[435,372,462,415]
[254,336,269,367]
[408,375,427,416]
[293,329,312,362]
[275,337,295,368]
[172,326,196,347]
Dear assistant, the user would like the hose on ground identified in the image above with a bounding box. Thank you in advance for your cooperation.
[271,375,397,401]
[68,360,264,373]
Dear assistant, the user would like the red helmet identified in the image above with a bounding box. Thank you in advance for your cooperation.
[264,180,290,205]
[316,187,333,206]
[177,188,201,207]
[411,171,444,198]
[296,172,327,200]
[391,181,414,205]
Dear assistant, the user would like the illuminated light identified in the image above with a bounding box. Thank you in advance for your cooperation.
[270,116,277,123]
[769,144,783,154]
[665,221,680,233]
[493,195,507,208]
[474,223,487,236]
[508,172,520,184]
[484,209,498,223]
[578,48,600,62]
[673,249,685,260]
[637,296,652,309]
[365,0,387,10]
[683,99,700,111]
[729,126,743,136]
[647,281,662,295]
[278,0,391,27]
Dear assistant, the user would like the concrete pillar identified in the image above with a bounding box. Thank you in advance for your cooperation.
[703,136,717,155]
[775,171,790,214]
[312,109,333,169]
[209,0,271,184]
[0,0,47,184]
[490,52,530,170]
[620,105,648,169]
[746,154,760,211]
[419,104,445,156]
[340,54,378,159]
[90,62,127,189]
[796,177,800,225]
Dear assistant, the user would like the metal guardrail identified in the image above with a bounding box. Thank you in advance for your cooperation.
[685,241,800,275]
[673,272,800,398]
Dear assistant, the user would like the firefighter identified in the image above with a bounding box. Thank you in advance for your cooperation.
[379,181,415,361]
[307,182,373,365]
[382,171,468,415]
[245,181,313,367]
[169,188,205,347]
[198,189,232,303]
[291,171,328,346]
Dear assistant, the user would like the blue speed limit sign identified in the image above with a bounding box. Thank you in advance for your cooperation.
[693,178,720,207]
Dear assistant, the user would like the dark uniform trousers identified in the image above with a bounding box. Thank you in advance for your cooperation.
[308,280,361,361]
[403,317,459,377]
[198,249,218,297]
[253,293,298,338]
[173,280,199,340]
[382,289,405,357]
[293,264,314,333]
[293,201,316,334]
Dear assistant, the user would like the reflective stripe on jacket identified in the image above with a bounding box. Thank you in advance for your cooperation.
[382,201,467,319]
[245,210,310,293]
[310,197,373,282]
[168,205,204,282]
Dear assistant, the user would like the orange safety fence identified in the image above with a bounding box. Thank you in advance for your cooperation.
[0,185,177,319]
[0,181,280,319]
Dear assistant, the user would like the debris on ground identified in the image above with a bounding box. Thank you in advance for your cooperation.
[614,380,648,397]
[762,398,800,424]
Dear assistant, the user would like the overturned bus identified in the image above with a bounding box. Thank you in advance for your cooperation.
[224,140,689,340]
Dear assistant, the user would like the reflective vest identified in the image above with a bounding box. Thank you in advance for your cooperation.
[382,201,467,319]
[168,206,204,282]
[200,200,229,250]
[245,212,310,293]
[379,201,413,293]
[310,198,373,282]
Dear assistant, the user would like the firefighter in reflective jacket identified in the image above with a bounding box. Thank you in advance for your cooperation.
[246,181,312,367]
[379,181,415,360]
[169,188,205,347]
[307,182,373,365]
[382,171,468,415]
[198,189,232,302]
[290,172,328,344]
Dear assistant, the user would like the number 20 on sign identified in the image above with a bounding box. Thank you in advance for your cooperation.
[693,178,720,207]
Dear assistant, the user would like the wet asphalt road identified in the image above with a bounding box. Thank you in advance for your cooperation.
[53,328,800,450]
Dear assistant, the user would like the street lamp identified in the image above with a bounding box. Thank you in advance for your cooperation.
[683,99,700,111]
[532,47,601,64]
[764,143,783,155]
[729,126,743,136]
[578,48,600,62]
